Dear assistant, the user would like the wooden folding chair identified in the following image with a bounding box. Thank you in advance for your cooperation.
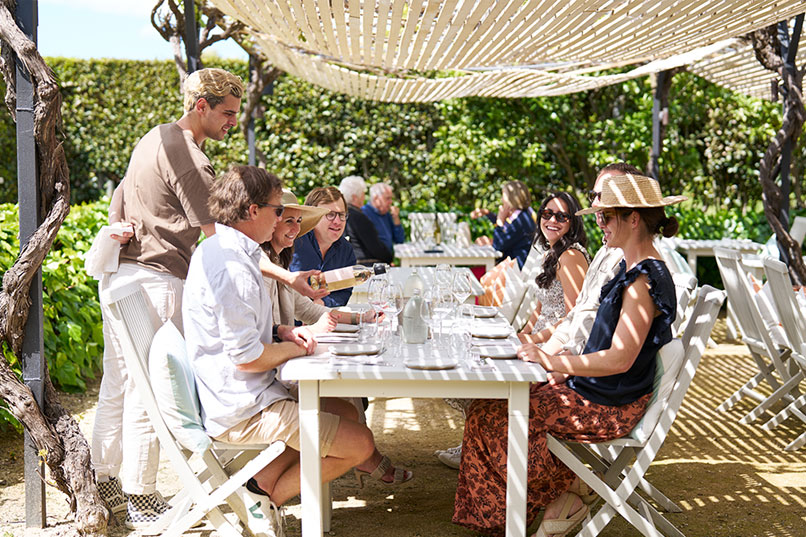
[102,281,291,537]
[759,257,806,450]
[547,285,725,537]
[713,247,795,419]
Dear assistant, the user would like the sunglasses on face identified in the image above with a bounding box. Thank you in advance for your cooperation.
[540,208,571,223]
[597,209,632,225]
[587,190,601,204]
[258,202,285,217]
[324,211,348,222]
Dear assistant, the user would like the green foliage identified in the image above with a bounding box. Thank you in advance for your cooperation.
[0,201,107,430]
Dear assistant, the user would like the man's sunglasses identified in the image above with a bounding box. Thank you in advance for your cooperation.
[540,208,572,223]
[258,202,285,217]
[324,211,348,222]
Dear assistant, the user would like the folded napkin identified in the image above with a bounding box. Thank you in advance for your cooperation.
[84,223,131,279]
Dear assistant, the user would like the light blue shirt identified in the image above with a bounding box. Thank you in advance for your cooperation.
[183,223,291,437]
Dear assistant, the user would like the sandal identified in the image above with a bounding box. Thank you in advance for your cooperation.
[568,476,598,505]
[531,492,590,537]
[354,455,413,488]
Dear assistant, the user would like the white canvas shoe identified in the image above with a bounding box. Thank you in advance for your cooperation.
[435,444,462,469]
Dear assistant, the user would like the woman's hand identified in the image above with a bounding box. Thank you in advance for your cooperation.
[470,207,490,219]
[517,343,551,367]
[546,371,571,385]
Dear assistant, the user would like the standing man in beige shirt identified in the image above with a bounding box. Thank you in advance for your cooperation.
[93,68,245,529]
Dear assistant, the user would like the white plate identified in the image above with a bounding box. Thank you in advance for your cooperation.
[329,344,382,356]
[473,306,499,318]
[471,325,513,339]
[404,358,458,370]
[333,323,360,333]
[476,345,518,359]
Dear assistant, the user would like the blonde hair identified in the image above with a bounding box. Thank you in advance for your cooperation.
[184,68,244,112]
[502,180,531,211]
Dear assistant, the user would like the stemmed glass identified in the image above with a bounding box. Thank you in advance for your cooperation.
[431,287,455,348]
[451,270,473,305]
[381,282,404,352]
[367,276,389,340]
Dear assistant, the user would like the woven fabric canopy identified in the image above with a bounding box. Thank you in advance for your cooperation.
[209,0,806,101]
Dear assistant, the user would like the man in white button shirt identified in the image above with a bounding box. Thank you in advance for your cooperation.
[183,166,377,534]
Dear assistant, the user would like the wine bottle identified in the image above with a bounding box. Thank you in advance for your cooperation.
[308,264,387,291]
[434,213,442,245]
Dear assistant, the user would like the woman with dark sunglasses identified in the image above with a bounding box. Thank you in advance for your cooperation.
[519,192,590,344]
[470,180,537,269]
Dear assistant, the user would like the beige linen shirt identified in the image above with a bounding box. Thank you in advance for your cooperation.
[120,123,215,279]
[546,245,624,355]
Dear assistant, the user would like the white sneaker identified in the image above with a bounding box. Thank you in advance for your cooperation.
[236,485,285,537]
[435,444,462,469]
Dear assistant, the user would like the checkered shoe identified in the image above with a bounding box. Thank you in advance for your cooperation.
[124,491,170,530]
[97,477,127,515]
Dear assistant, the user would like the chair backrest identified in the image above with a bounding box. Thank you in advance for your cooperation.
[629,285,725,445]
[763,256,806,357]
[102,281,212,474]
[657,237,695,277]
[407,212,434,242]
[791,216,806,246]
[671,273,698,336]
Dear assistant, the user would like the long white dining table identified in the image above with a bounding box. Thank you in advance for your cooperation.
[280,331,546,537]
[349,266,484,304]
[394,241,502,270]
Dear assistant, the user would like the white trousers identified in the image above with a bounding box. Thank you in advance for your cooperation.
[91,263,184,494]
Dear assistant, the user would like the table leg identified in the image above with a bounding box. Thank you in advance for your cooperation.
[505,383,530,537]
[299,380,322,536]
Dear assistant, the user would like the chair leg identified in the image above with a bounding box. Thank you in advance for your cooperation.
[740,372,804,424]
[784,430,806,451]
[717,364,776,412]
[762,394,806,430]
[636,476,682,513]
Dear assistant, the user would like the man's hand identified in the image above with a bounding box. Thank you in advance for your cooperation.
[311,311,338,334]
[109,222,134,245]
[289,270,330,300]
[390,205,401,224]
[278,325,317,355]
[470,207,490,219]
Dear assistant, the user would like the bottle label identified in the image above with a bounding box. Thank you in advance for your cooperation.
[324,267,354,284]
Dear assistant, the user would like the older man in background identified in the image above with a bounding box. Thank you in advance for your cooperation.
[362,182,405,251]
[339,175,394,265]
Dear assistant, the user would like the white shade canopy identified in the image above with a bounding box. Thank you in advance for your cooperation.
[209,1,805,101]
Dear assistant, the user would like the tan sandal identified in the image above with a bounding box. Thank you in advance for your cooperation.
[532,492,590,537]
[354,455,413,488]
[568,476,598,505]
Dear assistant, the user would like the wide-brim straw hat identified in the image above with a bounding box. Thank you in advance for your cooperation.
[281,189,329,237]
[576,173,688,215]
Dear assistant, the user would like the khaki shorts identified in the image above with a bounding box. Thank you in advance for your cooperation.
[214,399,341,457]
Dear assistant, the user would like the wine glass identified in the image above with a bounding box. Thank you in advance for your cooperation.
[367,276,389,339]
[381,282,404,351]
[435,263,453,292]
[451,270,473,305]
[432,287,455,348]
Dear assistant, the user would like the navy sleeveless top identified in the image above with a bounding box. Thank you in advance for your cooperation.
[567,258,676,406]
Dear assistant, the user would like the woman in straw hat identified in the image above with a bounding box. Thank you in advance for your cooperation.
[261,189,372,330]
[453,173,684,537]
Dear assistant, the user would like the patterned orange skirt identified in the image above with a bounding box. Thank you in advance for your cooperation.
[452,382,650,536]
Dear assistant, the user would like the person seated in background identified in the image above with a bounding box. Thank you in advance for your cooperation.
[363,182,405,251]
[453,172,684,537]
[339,175,394,265]
[471,180,537,269]
[289,186,357,307]
[518,192,590,343]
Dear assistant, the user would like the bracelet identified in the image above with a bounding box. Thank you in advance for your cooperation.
[350,312,358,324]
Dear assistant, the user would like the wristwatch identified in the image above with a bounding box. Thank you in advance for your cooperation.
[272,325,282,343]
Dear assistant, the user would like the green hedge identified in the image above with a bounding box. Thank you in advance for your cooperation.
[1,201,106,430]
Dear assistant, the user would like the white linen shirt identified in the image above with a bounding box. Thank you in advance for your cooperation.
[546,245,624,355]
[183,223,291,437]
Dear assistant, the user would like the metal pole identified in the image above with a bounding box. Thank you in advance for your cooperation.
[14,0,46,528]
[650,70,668,182]
[184,0,200,74]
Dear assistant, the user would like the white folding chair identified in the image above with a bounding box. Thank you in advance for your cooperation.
[759,257,806,450]
[713,247,794,419]
[547,285,725,537]
[407,212,434,242]
[671,273,698,337]
[102,281,293,537]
